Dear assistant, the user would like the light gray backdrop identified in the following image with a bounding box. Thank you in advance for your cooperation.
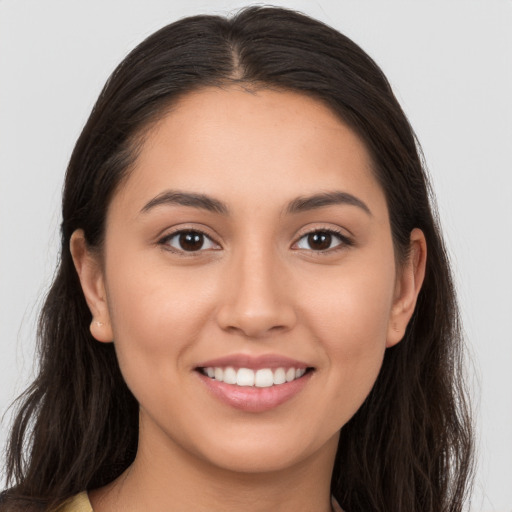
[1,1,511,510]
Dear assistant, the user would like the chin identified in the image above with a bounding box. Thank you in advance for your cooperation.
[192,428,339,476]
[205,449,305,474]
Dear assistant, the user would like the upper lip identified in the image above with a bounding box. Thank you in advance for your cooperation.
[195,354,312,370]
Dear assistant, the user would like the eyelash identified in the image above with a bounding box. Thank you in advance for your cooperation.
[294,228,353,254]
[157,227,353,256]
[158,228,218,256]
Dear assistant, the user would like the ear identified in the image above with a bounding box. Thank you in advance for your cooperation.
[70,229,113,343]
[386,228,427,348]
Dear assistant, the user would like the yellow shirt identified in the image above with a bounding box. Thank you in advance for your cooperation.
[53,492,92,512]
[55,491,344,511]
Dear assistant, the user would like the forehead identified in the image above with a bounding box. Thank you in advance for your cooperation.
[111,86,387,220]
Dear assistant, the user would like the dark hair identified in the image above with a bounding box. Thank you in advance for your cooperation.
[2,6,473,511]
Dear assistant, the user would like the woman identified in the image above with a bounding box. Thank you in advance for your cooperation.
[1,6,473,512]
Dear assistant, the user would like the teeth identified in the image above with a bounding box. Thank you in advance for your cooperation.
[223,367,237,385]
[286,368,296,382]
[255,369,273,388]
[273,367,286,385]
[202,366,308,387]
[237,368,255,387]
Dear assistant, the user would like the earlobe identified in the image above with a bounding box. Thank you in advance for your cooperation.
[70,229,114,343]
[386,228,427,347]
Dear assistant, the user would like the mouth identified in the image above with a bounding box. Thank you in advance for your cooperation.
[197,366,313,387]
[194,356,315,412]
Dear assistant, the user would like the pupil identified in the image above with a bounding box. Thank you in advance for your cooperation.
[308,232,331,250]
[179,232,203,251]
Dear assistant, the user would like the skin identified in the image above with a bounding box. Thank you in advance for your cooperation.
[71,86,426,512]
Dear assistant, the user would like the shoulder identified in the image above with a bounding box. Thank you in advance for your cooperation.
[52,493,92,512]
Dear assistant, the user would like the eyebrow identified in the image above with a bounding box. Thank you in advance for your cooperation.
[141,191,229,215]
[140,189,371,217]
[285,191,372,216]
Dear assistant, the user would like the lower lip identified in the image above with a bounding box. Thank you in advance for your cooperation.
[197,371,312,413]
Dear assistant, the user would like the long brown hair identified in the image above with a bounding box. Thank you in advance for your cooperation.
[1,7,473,511]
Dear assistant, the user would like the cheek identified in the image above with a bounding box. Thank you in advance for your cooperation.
[103,263,216,428]
[106,252,213,340]
[297,252,396,406]
[103,250,220,395]
[302,257,395,347]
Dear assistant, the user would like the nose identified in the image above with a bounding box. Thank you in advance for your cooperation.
[215,246,297,339]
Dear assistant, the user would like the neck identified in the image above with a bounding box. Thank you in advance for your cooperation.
[89,419,339,512]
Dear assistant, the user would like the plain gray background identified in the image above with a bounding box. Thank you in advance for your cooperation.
[1,1,511,510]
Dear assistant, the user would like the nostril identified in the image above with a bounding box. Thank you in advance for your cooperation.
[216,306,297,339]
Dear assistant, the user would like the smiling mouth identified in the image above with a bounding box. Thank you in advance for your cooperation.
[197,366,314,387]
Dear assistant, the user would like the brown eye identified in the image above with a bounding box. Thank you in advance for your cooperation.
[307,232,332,251]
[179,232,204,251]
[295,230,349,252]
[162,230,218,252]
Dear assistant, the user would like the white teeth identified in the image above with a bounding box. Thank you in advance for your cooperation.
[255,369,274,388]
[273,367,286,385]
[237,368,255,387]
[214,367,223,381]
[285,368,296,382]
[295,368,306,378]
[202,366,309,387]
[223,367,237,385]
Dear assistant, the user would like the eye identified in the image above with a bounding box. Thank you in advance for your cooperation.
[159,230,219,253]
[295,229,351,252]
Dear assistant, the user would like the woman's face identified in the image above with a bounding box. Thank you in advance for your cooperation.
[76,86,422,475]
